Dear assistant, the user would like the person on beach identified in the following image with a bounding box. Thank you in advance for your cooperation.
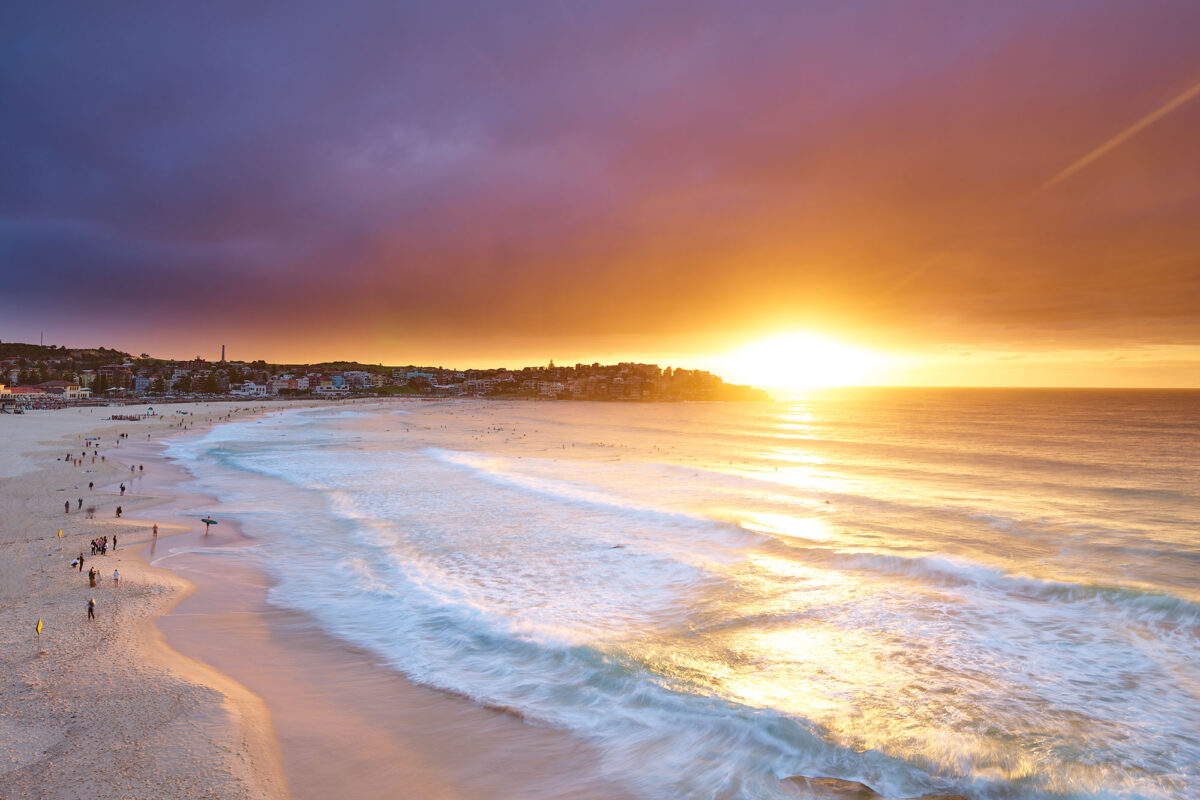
[112,534,117,550]
[78,497,83,509]
[87,598,95,620]
[89,567,96,588]
[113,569,120,587]
[89,481,93,491]
[65,500,70,514]
[139,464,143,472]
[152,524,158,537]
[120,483,125,496]
[78,553,85,572]
[115,506,122,518]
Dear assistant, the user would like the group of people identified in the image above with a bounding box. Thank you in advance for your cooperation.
[63,433,156,623]
[65,447,101,468]
[85,565,119,589]
[89,535,116,555]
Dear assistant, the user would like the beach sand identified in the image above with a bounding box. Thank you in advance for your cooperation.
[0,403,288,799]
[1,402,632,800]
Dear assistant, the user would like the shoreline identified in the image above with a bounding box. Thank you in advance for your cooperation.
[1,400,633,800]
[139,403,636,800]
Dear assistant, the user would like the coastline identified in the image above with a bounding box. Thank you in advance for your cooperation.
[1,400,633,800]
[140,402,635,800]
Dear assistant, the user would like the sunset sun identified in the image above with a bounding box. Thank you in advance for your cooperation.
[716,332,886,391]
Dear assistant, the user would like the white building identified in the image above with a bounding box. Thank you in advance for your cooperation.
[231,381,268,397]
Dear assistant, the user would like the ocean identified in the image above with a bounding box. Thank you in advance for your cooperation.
[164,391,1200,800]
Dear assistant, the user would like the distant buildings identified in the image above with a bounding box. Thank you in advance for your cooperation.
[37,380,88,400]
[0,342,767,406]
[231,381,268,397]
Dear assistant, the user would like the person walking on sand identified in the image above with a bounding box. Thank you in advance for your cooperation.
[89,481,93,491]
[119,483,125,496]
[78,497,83,510]
[152,524,158,538]
[78,553,85,572]
[89,567,96,588]
[113,569,120,587]
[115,506,122,518]
[112,533,117,551]
[65,500,70,514]
[87,598,95,620]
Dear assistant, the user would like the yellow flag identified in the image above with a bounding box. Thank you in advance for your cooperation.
[36,619,42,635]
[58,529,62,538]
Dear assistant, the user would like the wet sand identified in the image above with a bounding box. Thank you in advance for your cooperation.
[155,545,633,800]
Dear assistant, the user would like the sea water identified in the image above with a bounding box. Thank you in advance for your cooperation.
[165,391,1200,799]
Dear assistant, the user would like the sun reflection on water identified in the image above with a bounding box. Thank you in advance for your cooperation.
[740,512,834,542]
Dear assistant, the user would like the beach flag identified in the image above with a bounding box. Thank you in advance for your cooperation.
[36,618,42,636]
[58,529,62,538]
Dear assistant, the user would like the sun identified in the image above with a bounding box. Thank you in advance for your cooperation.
[715,332,886,391]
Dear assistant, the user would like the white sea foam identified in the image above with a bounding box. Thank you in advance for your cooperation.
[165,396,1200,800]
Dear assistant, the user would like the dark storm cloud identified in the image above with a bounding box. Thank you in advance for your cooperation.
[1,1,1199,356]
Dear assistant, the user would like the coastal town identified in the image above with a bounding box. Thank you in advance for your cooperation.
[0,341,767,410]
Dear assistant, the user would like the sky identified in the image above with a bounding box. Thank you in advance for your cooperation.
[2,1,1198,386]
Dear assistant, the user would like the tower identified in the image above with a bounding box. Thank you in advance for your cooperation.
[221,345,226,363]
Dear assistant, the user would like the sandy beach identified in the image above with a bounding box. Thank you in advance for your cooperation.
[0,401,632,800]
[0,403,291,799]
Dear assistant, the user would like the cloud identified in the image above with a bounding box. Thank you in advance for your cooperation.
[1,0,1199,363]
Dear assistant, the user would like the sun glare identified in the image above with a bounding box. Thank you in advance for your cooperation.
[717,333,886,392]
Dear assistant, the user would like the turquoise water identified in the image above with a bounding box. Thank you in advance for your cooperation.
[166,391,1200,799]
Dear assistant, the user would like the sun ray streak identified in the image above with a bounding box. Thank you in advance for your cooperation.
[1041,76,1200,191]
